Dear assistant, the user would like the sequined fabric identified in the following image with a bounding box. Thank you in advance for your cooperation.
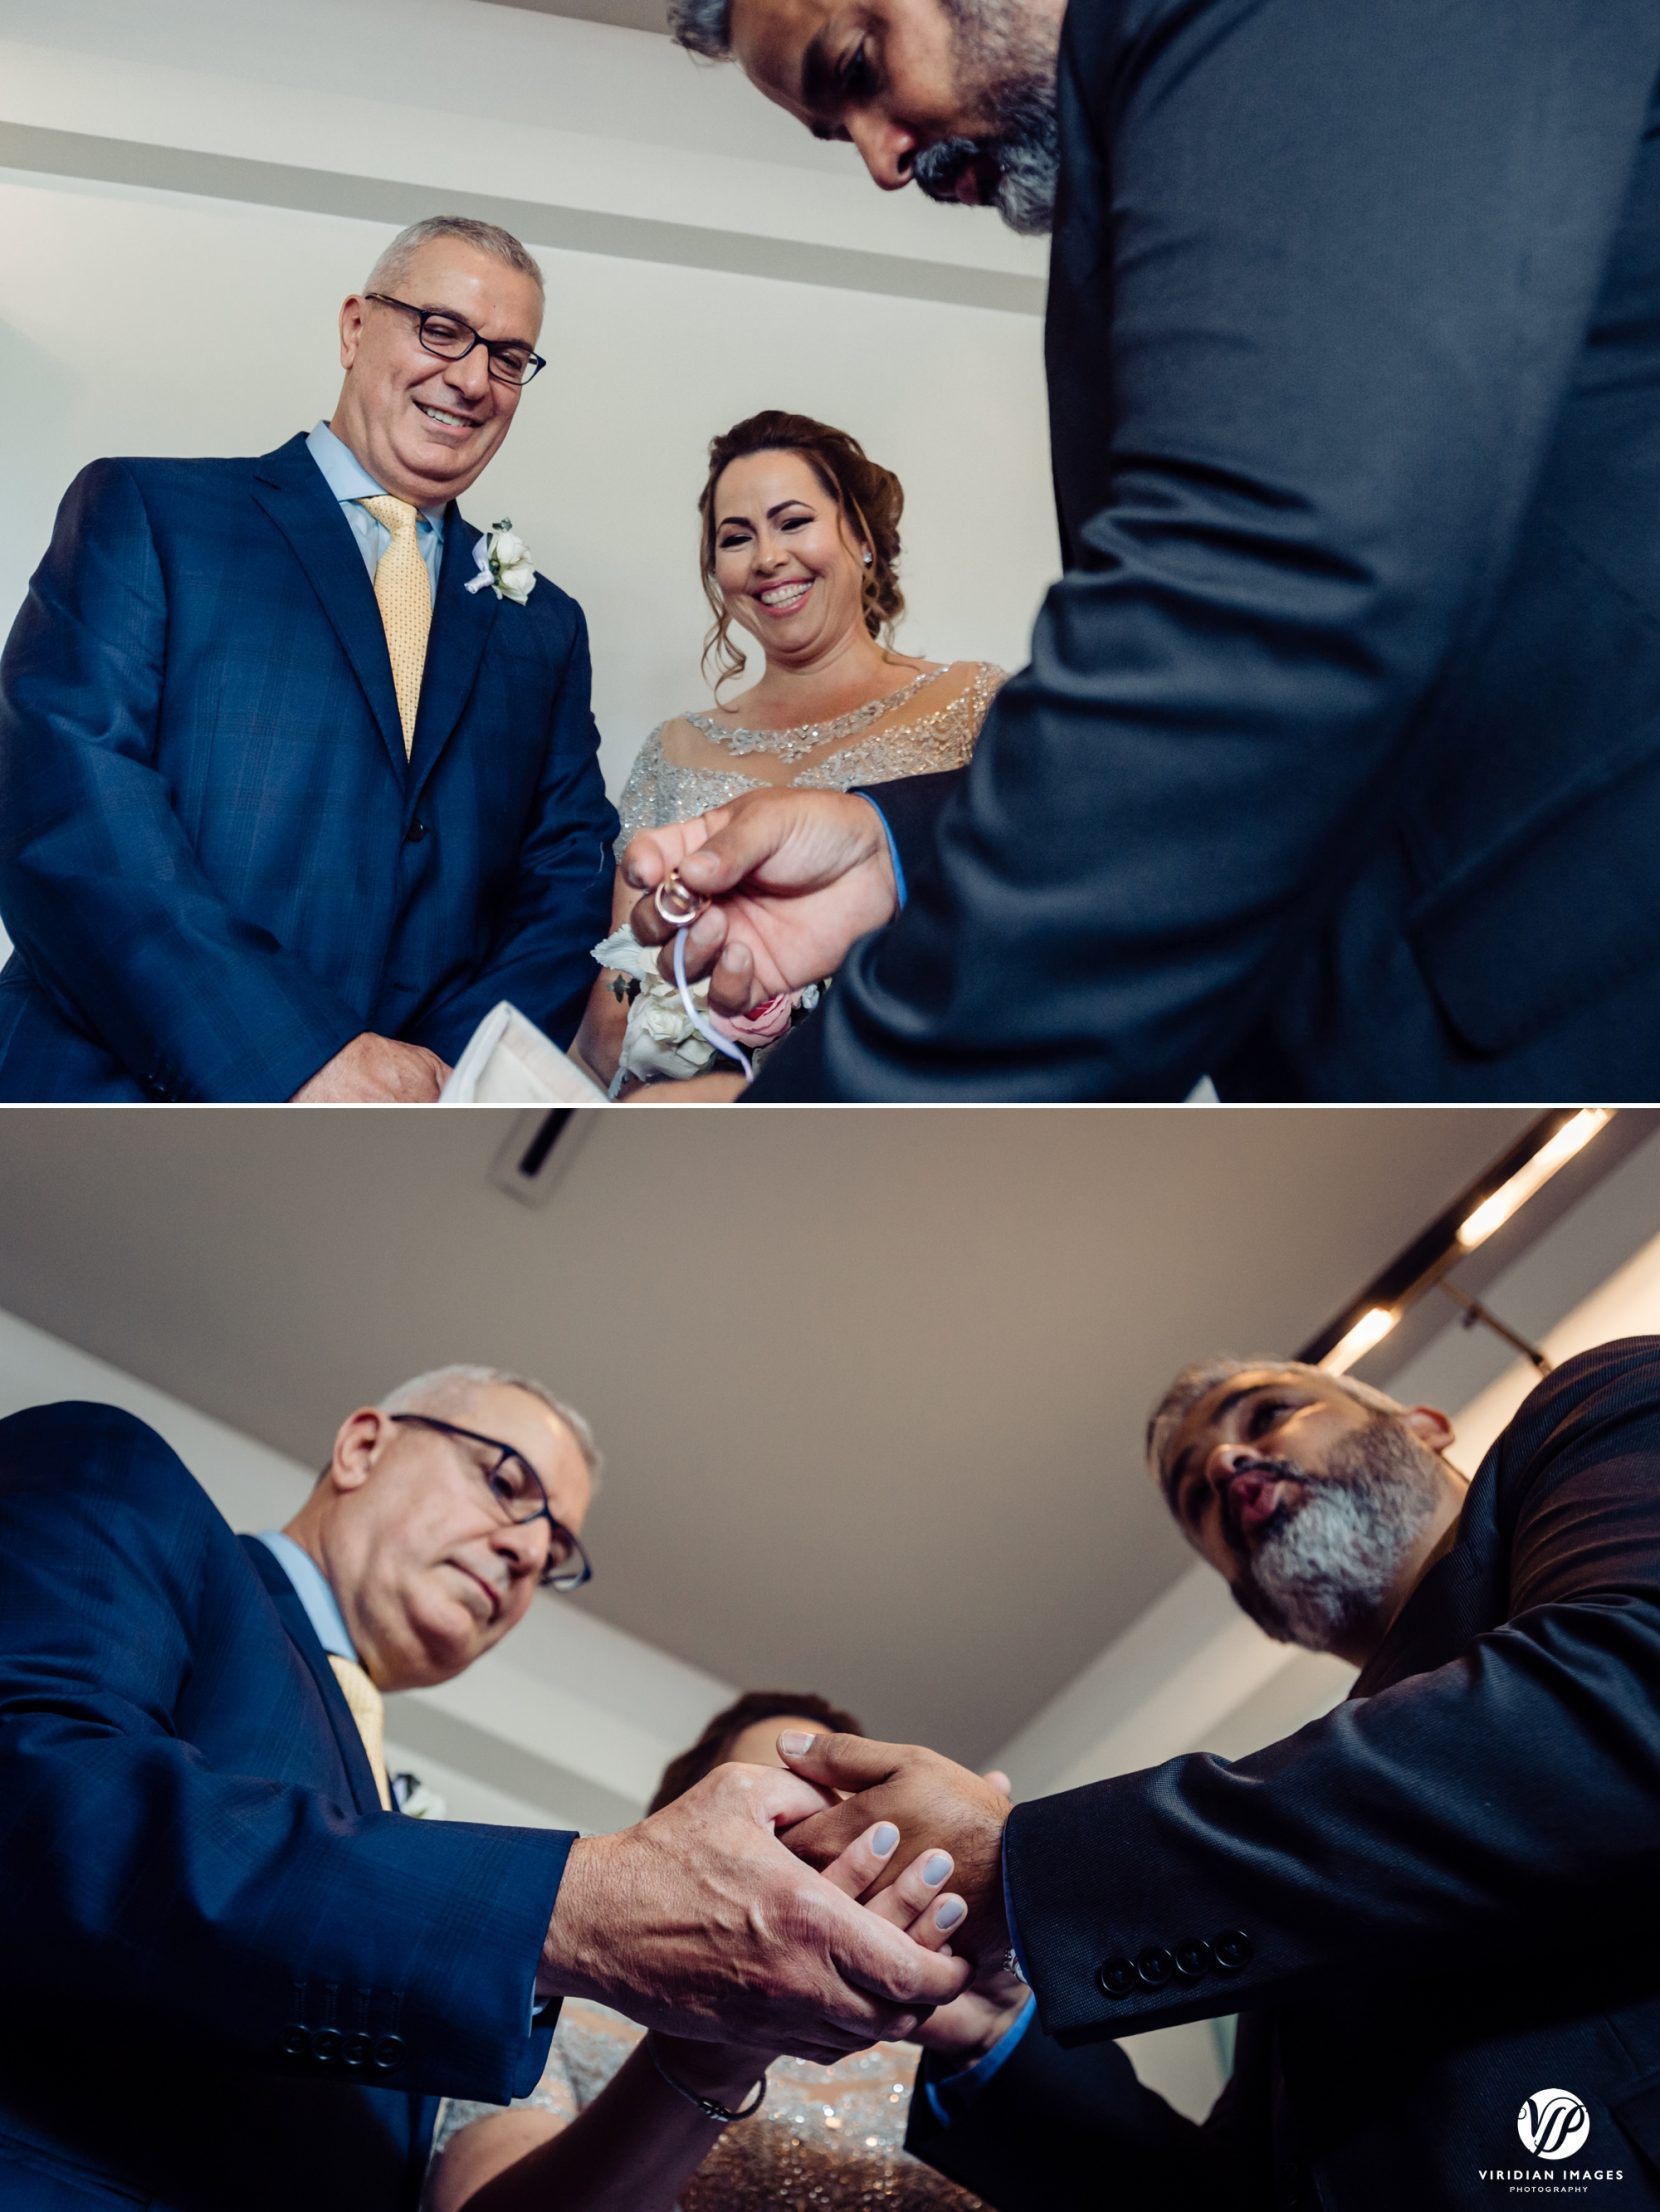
[614,662,1005,853]
[430,1999,987,2210]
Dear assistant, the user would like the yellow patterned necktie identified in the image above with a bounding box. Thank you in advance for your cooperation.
[357,494,431,758]
[328,1653,394,1810]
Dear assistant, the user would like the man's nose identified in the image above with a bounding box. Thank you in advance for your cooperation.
[847,114,917,191]
[445,346,494,403]
[1206,1443,1254,1492]
[491,1517,543,1577]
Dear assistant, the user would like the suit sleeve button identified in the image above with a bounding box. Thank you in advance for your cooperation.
[342,2032,370,2069]
[1097,1956,1139,1999]
[312,2028,343,2065]
[1135,1945,1174,1989]
[279,2027,308,2059]
[372,2034,407,2073]
[1174,1937,1214,1980]
[1213,1928,1253,1972]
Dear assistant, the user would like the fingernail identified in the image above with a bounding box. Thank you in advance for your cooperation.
[623,865,646,889]
[923,1852,952,1887]
[934,1897,966,1931]
[778,1731,814,1756]
[871,1822,899,1857]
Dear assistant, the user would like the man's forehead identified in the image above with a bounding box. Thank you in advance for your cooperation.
[1187,1368,1300,1433]
[729,0,839,115]
[397,246,542,339]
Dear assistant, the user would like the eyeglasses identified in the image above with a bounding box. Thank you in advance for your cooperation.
[389,1412,592,1590]
[365,293,547,387]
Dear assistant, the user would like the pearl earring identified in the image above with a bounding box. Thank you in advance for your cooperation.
[863,550,873,566]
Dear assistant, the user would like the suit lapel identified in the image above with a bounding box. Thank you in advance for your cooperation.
[239,1534,387,1817]
[408,507,499,809]
[250,434,407,782]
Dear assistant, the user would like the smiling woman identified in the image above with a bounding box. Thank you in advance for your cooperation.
[571,408,1004,1094]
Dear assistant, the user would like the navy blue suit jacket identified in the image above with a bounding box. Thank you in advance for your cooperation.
[908,1339,1660,2208]
[753,0,1660,1100]
[0,1401,574,2212]
[0,434,618,1099]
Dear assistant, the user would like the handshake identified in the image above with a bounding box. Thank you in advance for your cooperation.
[537,1732,1024,2077]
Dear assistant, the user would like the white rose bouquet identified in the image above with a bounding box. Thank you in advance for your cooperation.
[591,923,821,1095]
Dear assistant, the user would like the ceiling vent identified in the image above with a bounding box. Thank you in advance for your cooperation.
[486,1110,593,1209]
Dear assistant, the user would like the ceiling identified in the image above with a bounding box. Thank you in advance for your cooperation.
[478,0,671,36]
[0,1107,1549,1763]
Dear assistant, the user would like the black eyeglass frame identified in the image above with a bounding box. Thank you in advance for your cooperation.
[365,292,547,386]
[388,1411,592,1590]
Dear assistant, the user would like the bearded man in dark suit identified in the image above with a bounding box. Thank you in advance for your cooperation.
[626,0,1660,1102]
[772,1338,1660,2209]
[0,215,617,1101]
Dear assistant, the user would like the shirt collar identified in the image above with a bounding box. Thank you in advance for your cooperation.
[254,1529,359,1661]
[306,420,447,532]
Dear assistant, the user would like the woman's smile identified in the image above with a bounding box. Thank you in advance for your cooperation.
[753,576,815,616]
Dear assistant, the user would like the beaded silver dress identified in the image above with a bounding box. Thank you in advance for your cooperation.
[613,661,1006,851]
[429,2000,988,2211]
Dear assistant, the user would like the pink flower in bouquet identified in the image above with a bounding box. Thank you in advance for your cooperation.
[710,991,795,1049]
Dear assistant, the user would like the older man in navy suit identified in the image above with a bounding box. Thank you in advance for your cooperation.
[0,216,617,1101]
[0,1364,966,2212]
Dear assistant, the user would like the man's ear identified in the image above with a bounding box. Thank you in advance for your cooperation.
[339,294,365,372]
[1403,1404,1455,1455]
[326,1407,386,1494]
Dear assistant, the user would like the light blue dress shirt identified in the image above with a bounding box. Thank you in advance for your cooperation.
[306,421,446,603]
[254,1529,358,1661]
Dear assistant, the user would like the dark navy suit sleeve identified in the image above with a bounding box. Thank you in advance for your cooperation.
[0,1402,572,2103]
[904,2012,1238,2212]
[409,599,617,1058]
[1003,1340,1660,2045]
[0,462,364,1100]
[749,0,1660,1099]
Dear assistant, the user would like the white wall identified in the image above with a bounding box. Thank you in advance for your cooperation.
[0,0,1059,966]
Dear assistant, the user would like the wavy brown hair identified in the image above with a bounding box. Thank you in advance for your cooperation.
[647,1688,865,1815]
[697,410,906,693]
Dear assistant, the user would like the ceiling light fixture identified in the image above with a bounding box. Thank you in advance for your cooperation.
[1320,1307,1397,1375]
[1454,1109,1612,1251]
[1301,1109,1615,1375]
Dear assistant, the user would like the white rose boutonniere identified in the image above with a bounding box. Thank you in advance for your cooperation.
[466,517,538,603]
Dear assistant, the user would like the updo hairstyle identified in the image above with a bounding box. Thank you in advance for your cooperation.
[646,1687,865,1814]
[697,410,906,691]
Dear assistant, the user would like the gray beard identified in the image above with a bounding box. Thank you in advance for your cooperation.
[1229,1424,1445,1655]
[915,0,1061,235]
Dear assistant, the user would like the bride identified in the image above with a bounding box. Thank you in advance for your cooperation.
[574,411,1004,1092]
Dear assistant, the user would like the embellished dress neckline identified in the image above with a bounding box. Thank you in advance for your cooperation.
[613,661,1006,857]
[681,665,950,763]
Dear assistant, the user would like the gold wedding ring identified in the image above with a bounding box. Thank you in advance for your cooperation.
[653,871,708,928]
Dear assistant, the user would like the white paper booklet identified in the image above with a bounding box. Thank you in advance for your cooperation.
[440,1002,608,1105]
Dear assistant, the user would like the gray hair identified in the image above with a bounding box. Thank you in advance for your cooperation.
[1145,1357,1405,1500]
[668,0,734,59]
[378,1362,602,1487]
[365,217,545,304]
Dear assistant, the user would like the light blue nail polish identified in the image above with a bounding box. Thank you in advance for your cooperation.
[935,1897,966,1930]
[872,1822,899,1857]
[923,1852,952,1886]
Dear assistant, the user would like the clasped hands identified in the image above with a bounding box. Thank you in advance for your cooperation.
[540,1733,1022,2085]
[618,789,895,1101]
